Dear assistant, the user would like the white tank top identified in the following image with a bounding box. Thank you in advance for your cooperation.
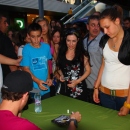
[101,43,130,90]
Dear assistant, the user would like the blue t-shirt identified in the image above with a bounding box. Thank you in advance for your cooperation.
[21,42,52,96]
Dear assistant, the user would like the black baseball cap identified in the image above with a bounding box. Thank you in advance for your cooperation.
[2,70,33,93]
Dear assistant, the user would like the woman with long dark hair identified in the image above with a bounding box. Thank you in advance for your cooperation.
[51,28,62,61]
[57,28,91,101]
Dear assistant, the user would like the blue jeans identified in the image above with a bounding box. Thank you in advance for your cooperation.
[99,91,127,111]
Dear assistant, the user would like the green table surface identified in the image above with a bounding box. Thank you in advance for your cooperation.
[22,95,130,130]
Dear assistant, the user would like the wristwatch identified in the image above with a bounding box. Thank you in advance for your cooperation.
[69,119,78,128]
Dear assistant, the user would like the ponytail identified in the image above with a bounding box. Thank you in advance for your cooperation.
[100,5,123,24]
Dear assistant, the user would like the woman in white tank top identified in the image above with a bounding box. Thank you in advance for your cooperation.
[93,5,130,116]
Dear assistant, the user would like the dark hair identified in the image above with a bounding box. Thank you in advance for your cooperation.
[0,13,7,21]
[57,28,90,69]
[27,23,42,34]
[56,20,64,29]
[51,27,62,40]
[19,28,28,45]
[87,15,99,24]
[12,29,28,47]
[124,17,130,22]
[1,88,25,101]
[50,19,56,27]
[93,11,101,16]
[72,22,88,38]
[100,5,123,24]
[12,31,20,47]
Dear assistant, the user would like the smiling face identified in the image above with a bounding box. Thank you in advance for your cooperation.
[28,30,41,48]
[100,17,121,38]
[66,34,78,51]
[52,31,60,44]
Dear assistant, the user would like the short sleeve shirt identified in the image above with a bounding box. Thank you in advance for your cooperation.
[18,45,24,56]
[0,31,17,79]
[0,110,40,130]
[21,43,52,96]
[83,32,104,88]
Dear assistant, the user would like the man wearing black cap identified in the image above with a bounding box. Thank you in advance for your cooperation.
[0,70,81,130]
[0,70,40,130]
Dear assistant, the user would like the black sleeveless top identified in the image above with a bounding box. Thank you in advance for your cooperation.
[99,30,130,65]
[59,56,87,102]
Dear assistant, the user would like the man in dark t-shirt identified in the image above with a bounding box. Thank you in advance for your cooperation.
[0,13,17,79]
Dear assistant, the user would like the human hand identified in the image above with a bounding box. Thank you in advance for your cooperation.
[46,78,52,86]
[37,80,48,90]
[54,72,60,80]
[118,106,129,116]
[70,111,81,122]
[15,57,22,66]
[93,89,100,103]
[59,75,65,82]
[67,80,79,88]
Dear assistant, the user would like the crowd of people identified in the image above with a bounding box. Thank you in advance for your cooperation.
[0,4,130,130]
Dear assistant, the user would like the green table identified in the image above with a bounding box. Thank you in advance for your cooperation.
[22,95,130,130]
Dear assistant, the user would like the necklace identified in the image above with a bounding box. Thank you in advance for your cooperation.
[113,44,116,49]
[112,38,123,49]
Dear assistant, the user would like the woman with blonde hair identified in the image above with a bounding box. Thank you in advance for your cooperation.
[33,17,55,78]
[33,17,51,43]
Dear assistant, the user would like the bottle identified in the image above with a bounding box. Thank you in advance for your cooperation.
[34,93,42,113]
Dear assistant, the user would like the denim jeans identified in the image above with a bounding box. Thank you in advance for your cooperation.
[99,91,127,111]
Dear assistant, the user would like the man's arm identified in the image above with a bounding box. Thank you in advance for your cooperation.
[0,54,21,66]
[67,112,81,130]
[68,121,77,130]
[9,65,18,71]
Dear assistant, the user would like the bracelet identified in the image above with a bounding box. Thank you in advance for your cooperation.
[124,101,130,109]
[69,119,78,128]
[94,87,98,89]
